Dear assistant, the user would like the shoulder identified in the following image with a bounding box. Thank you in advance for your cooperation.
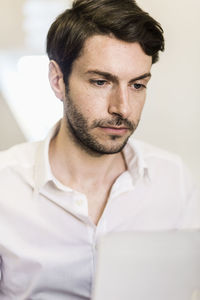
[129,137,195,190]
[0,141,40,172]
[130,139,200,228]
[130,138,184,173]
[0,141,42,206]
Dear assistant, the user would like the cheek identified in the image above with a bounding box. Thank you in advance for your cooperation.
[67,93,105,122]
[71,93,108,118]
[130,94,146,118]
[69,82,103,107]
[139,96,146,112]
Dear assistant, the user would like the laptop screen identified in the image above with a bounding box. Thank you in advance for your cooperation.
[92,230,200,300]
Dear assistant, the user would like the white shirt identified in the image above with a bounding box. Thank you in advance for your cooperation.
[0,123,199,300]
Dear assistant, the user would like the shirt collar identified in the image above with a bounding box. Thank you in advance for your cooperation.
[34,122,150,192]
[123,136,151,184]
[34,121,60,193]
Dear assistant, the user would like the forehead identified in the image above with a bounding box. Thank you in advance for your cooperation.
[73,35,152,77]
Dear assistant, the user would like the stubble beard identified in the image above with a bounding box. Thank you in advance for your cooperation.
[64,92,138,157]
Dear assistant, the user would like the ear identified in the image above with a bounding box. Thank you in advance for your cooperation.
[48,60,65,101]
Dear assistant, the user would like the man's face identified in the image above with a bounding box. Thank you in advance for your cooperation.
[64,35,152,155]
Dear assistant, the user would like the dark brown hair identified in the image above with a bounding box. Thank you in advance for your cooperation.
[47,0,164,84]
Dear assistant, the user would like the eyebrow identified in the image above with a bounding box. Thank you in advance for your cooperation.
[85,70,151,82]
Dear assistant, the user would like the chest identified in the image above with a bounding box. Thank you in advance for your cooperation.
[86,186,111,225]
[0,184,183,299]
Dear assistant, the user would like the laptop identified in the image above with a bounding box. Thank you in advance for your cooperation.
[92,230,200,300]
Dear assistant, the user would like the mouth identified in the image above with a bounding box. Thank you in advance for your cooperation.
[99,126,129,135]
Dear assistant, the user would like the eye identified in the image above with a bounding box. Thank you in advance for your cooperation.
[90,79,107,86]
[96,80,106,86]
[133,83,146,90]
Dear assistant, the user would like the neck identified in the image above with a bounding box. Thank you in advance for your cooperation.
[49,119,127,191]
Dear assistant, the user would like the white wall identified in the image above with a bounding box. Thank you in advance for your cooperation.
[0,0,25,49]
[0,93,26,150]
[134,0,200,186]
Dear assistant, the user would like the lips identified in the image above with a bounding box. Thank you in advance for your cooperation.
[99,126,129,135]
[101,126,128,129]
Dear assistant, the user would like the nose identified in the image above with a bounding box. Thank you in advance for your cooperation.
[108,85,131,119]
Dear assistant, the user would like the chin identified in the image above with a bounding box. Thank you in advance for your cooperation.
[87,138,129,155]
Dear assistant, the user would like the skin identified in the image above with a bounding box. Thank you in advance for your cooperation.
[49,35,152,224]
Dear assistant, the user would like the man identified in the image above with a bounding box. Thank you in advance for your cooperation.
[0,0,199,299]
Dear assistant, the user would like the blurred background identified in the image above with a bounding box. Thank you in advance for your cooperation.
[0,0,199,186]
